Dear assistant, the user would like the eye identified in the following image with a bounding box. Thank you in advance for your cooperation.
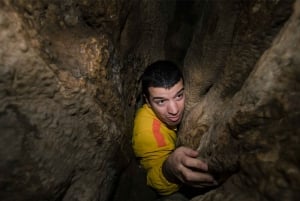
[156,99,165,105]
[175,93,184,100]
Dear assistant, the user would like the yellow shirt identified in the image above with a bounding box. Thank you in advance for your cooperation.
[132,104,179,195]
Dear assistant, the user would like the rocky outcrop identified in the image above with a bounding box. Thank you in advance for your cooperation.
[0,1,131,201]
[179,1,300,200]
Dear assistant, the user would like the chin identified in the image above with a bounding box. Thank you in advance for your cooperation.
[167,121,180,128]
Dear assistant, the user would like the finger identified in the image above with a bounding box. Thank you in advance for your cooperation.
[180,147,199,158]
[182,157,208,172]
[182,170,215,184]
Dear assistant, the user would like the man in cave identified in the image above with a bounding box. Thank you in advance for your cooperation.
[132,60,217,200]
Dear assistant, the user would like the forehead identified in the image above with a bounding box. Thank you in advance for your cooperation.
[148,79,184,98]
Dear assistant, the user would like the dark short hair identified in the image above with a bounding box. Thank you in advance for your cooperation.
[141,60,184,99]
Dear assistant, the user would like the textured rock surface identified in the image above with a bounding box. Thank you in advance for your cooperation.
[0,0,299,201]
[0,1,132,201]
[179,1,300,201]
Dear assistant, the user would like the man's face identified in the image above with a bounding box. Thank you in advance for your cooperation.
[146,79,185,128]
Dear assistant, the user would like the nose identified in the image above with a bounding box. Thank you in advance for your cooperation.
[167,100,179,115]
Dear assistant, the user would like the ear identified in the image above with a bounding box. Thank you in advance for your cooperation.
[144,94,151,107]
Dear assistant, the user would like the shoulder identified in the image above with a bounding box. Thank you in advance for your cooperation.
[134,104,156,129]
[132,105,170,153]
[133,105,158,142]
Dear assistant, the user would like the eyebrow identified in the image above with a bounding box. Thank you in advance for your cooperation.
[176,88,184,96]
[151,87,185,100]
[151,95,165,100]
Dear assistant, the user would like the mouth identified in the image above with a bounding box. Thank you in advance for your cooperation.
[168,116,180,122]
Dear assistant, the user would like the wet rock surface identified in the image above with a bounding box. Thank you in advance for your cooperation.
[0,0,299,201]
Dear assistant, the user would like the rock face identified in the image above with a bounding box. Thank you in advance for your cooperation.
[0,1,132,201]
[0,0,299,201]
[179,1,300,201]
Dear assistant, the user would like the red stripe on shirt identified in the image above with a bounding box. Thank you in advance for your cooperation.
[152,119,167,147]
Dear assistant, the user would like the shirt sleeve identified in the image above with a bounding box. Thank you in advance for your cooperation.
[132,128,179,195]
[146,156,179,195]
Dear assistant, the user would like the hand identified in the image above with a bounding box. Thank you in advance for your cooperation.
[162,146,217,188]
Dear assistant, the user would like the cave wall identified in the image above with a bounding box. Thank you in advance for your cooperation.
[0,1,133,201]
[178,1,300,201]
[0,0,299,201]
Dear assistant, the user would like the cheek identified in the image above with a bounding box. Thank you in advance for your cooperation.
[153,106,167,118]
[178,100,185,110]
[151,104,162,115]
[157,107,166,116]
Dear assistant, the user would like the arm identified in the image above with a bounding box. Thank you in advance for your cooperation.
[145,154,179,195]
[133,139,180,195]
[132,127,180,195]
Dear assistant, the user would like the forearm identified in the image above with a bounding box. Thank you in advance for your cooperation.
[146,161,179,195]
[162,157,180,184]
